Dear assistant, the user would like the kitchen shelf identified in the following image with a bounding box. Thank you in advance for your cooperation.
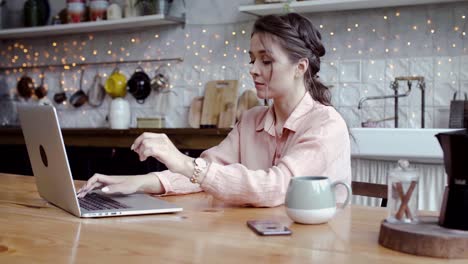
[239,0,462,16]
[0,14,185,40]
[0,57,183,71]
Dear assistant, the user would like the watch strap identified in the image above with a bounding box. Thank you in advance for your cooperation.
[190,158,207,184]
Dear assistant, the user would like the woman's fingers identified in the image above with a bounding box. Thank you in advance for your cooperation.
[130,132,183,173]
[77,182,103,198]
[131,132,158,152]
[133,142,149,161]
[143,148,156,159]
[77,174,123,197]
[134,137,160,161]
[101,183,134,195]
[82,173,102,190]
[81,181,104,196]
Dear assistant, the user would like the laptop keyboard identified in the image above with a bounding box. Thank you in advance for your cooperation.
[78,192,131,211]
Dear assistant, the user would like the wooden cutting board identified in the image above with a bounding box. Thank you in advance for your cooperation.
[200,80,238,128]
[236,89,260,121]
[188,96,203,128]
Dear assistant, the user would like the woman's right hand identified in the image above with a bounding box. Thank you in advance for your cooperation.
[76,173,164,198]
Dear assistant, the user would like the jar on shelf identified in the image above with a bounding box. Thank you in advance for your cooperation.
[155,0,173,16]
[90,0,109,21]
[24,0,40,27]
[67,0,85,23]
[23,0,49,27]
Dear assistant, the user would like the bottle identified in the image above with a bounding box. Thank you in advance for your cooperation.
[24,0,40,27]
[0,0,5,29]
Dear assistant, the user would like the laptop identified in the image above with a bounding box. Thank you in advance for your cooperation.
[18,105,182,218]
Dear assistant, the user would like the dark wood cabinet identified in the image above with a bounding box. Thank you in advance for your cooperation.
[0,144,33,176]
[0,128,226,180]
[0,144,203,180]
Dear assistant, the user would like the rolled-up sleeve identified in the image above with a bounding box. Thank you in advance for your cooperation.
[154,122,242,196]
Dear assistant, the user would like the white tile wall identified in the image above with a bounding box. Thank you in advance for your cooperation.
[435,57,459,84]
[1,1,468,128]
[434,82,459,106]
[339,60,361,83]
[338,83,361,107]
[409,57,434,83]
[319,61,338,83]
[362,59,385,83]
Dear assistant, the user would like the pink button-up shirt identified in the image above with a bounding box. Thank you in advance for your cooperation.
[155,93,351,207]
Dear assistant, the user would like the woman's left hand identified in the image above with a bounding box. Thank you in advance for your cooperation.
[131,132,193,176]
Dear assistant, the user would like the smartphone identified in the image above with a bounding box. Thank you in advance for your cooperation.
[246,220,292,236]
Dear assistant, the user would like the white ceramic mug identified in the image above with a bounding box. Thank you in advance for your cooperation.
[285,176,351,224]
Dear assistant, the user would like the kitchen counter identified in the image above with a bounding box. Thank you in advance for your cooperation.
[350,128,460,163]
[0,127,460,161]
[0,127,230,150]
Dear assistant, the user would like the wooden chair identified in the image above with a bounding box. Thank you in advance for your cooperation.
[351,181,388,207]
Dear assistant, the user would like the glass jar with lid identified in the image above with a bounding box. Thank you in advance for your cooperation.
[387,159,420,223]
[67,0,86,23]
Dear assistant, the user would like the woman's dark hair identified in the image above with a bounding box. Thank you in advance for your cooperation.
[252,13,331,106]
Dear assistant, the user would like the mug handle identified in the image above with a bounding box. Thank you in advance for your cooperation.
[331,181,351,209]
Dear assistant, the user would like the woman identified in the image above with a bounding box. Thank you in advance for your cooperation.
[78,13,351,207]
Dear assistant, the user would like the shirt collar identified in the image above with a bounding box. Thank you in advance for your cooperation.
[255,93,315,135]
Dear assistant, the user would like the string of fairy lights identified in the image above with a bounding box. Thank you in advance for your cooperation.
[0,7,466,107]
[0,24,254,93]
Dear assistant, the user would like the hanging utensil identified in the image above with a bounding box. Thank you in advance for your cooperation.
[128,65,151,104]
[69,69,88,107]
[151,64,171,93]
[34,70,48,99]
[104,67,127,98]
[16,72,35,100]
[88,70,105,107]
[53,72,67,104]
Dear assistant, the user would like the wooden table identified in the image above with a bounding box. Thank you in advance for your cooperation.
[0,173,463,263]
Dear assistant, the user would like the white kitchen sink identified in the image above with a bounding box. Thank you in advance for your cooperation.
[349,128,461,163]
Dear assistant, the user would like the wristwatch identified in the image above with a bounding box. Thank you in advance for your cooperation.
[190,157,208,184]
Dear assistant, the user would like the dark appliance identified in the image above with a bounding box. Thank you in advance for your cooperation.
[436,129,468,230]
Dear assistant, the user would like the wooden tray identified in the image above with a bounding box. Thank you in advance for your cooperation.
[378,216,468,259]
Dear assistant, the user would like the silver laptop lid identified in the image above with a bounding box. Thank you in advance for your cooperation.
[18,105,82,217]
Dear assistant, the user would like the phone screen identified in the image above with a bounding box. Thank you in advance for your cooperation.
[247,220,292,236]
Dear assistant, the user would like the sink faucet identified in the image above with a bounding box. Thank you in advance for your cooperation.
[395,76,426,128]
[358,76,425,128]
